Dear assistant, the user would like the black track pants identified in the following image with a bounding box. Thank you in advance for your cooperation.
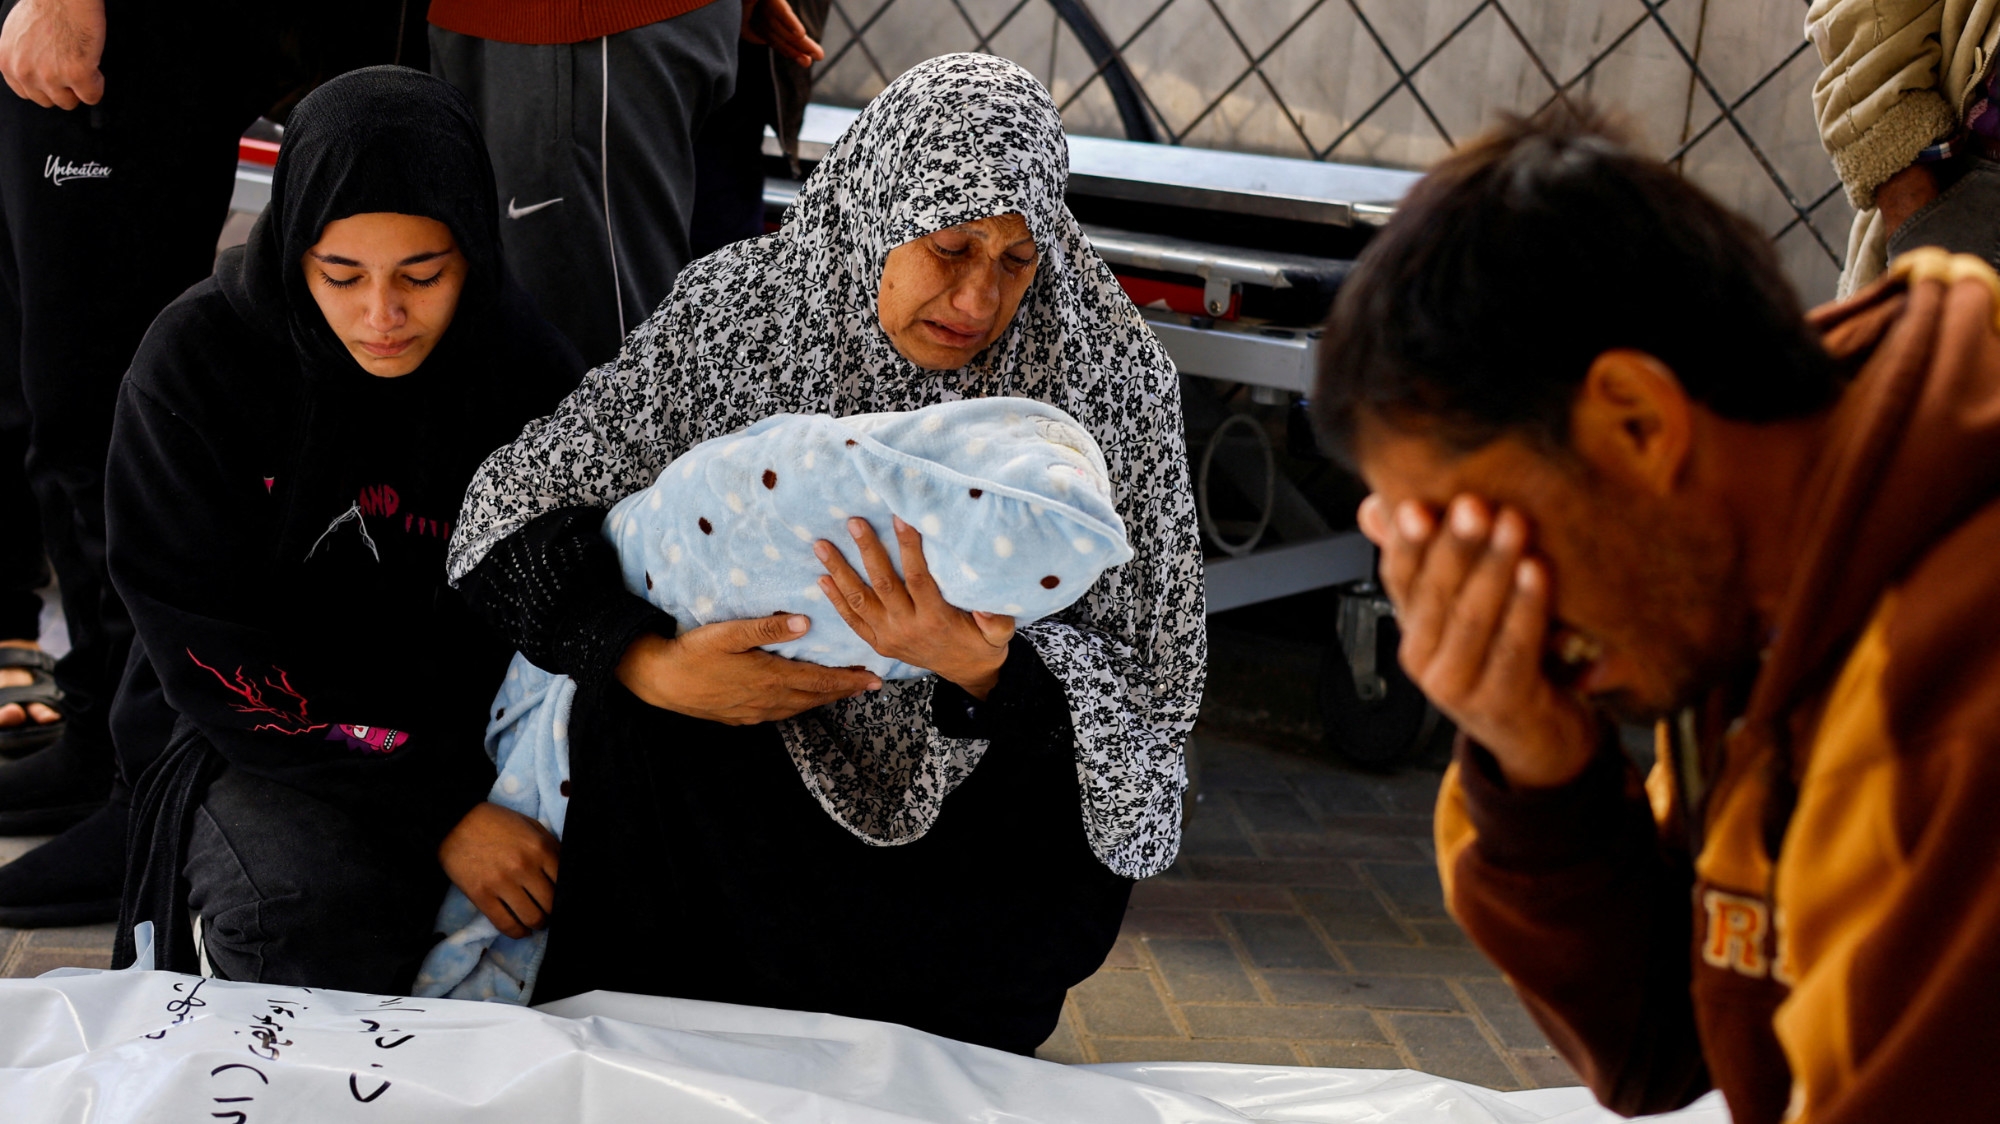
[187,767,448,992]
[429,0,740,368]
[0,369,41,640]
[689,40,778,261]
[0,2,265,764]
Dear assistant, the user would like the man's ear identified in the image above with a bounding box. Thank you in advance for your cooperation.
[1570,349,1692,496]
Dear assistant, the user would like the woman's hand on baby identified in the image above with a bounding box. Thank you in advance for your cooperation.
[617,614,883,725]
[439,802,560,940]
[817,516,1015,699]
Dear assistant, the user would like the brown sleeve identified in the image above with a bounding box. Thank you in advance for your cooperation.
[1439,737,1711,1115]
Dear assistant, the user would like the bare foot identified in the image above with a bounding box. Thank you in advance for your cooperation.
[0,638,61,728]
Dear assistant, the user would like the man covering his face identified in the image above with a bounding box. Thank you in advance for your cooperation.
[1315,110,2000,1124]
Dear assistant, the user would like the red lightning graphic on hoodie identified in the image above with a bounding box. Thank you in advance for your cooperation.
[186,649,327,735]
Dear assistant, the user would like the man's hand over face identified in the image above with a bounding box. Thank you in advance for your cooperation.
[1359,493,1598,788]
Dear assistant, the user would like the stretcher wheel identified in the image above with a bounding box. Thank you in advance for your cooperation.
[1195,412,1275,557]
[1319,583,1433,768]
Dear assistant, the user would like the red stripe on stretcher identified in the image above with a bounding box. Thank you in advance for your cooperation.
[1115,274,1239,320]
[238,137,280,167]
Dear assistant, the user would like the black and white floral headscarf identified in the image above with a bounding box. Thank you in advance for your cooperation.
[450,53,1205,878]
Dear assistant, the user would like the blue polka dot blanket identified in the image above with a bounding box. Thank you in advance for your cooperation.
[414,396,1134,1001]
[412,657,570,1003]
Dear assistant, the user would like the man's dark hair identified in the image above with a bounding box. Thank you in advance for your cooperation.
[1313,108,1842,465]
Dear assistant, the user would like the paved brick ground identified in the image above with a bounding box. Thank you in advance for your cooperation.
[1032,735,1579,1090]
[0,836,115,981]
[0,736,1579,1091]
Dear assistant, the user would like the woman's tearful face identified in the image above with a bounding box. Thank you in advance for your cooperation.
[301,212,467,377]
[877,212,1038,370]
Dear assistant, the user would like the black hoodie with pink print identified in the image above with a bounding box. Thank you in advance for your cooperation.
[106,67,580,973]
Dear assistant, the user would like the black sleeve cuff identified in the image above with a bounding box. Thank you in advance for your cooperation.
[1455,728,1645,873]
[458,506,674,690]
[931,634,1070,747]
[552,581,675,693]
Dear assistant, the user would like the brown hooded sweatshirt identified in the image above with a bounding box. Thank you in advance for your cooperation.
[1435,248,2000,1124]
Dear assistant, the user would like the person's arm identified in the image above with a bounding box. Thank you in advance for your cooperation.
[1782,732,2000,1122]
[1362,491,1710,1112]
[1771,565,2000,1121]
[439,802,561,939]
[107,378,374,741]
[1439,738,1710,1115]
[741,0,823,70]
[460,506,879,721]
[451,316,878,722]
[929,634,1070,746]
[448,349,680,585]
[789,361,1208,873]
[1873,162,1940,233]
[1807,0,1959,214]
[0,0,103,109]
[455,506,671,693]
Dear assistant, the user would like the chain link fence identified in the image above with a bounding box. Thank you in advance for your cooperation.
[813,0,1849,303]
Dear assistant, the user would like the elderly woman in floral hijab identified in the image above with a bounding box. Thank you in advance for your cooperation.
[445,53,1205,1053]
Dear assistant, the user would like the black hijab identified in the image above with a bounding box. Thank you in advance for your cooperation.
[216,64,578,560]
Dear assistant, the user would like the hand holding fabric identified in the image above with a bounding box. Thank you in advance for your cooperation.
[816,516,1015,699]
[439,802,560,940]
[616,614,882,725]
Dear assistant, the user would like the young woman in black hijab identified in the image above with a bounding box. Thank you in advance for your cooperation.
[105,66,581,989]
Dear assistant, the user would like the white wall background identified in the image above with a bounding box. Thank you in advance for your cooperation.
[813,0,1849,304]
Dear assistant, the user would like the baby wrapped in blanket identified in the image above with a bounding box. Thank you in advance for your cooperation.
[415,397,1134,1001]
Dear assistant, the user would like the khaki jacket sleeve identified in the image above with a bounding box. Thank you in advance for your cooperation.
[1809,0,2000,211]
[1808,0,1959,210]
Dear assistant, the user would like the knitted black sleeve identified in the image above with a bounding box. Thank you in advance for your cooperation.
[930,635,1072,752]
[456,506,673,691]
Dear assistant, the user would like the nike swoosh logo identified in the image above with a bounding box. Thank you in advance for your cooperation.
[507,196,564,219]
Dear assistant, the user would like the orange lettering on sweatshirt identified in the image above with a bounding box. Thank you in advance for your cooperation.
[1702,889,1770,978]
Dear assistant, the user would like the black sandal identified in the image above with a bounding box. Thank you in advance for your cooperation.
[0,646,65,757]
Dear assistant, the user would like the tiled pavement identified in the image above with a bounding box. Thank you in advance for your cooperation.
[0,736,1578,1092]
[0,836,115,982]
[1032,735,1578,1090]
